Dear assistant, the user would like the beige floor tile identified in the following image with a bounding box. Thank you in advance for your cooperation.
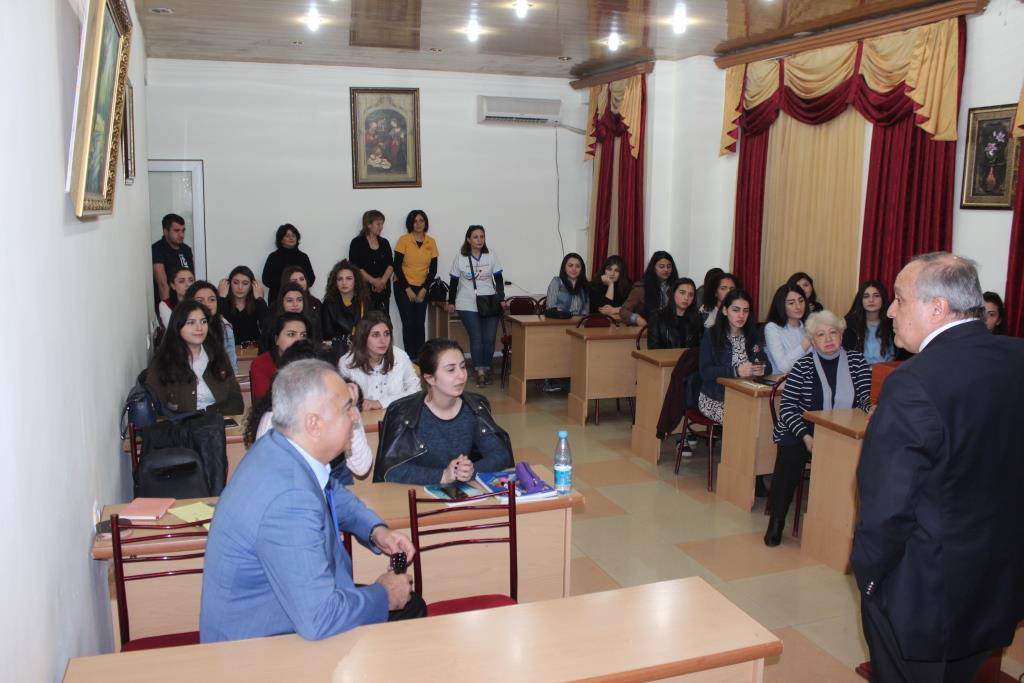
[573,458,657,487]
[573,487,627,520]
[722,566,860,628]
[794,611,869,669]
[677,533,821,581]
[765,628,864,683]
[593,543,722,588]
[569,557,621,596]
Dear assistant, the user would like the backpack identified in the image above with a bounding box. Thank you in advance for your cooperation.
[121,371,161,437]
[427,278,449,303]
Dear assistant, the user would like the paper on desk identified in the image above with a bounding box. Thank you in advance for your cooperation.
[169,502,215,530]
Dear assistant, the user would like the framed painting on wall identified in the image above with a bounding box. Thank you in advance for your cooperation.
[68,0,133,217]
[350,87,422,189]
[960,104,1020,210]
[122,77,136,186]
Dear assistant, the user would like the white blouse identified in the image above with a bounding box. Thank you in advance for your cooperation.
[190,346,216,410]
[763,321,808,374]
[338,346,421,409]
[255,411,373,477]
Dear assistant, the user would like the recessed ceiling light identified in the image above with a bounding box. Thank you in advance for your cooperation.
[292,40,304,46]
[558,56,572,61]
[304,7,323,32]
[466,18,481,42]
[149,7,174,14]
[514,0,529,19]
[672,3,688,34]
[607,31,621,51]
[429,47,444,53]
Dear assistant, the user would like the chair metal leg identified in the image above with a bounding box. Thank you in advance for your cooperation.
[674,416,691,475]
[594,400,600,426]
[707,426,717,492]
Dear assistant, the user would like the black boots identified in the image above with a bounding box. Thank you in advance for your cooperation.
[764,516,785,547]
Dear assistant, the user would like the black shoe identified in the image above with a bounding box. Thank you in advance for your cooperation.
[755,475,769,498]
[764,517,784,547]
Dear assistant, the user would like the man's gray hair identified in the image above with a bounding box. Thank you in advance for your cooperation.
[910,252,984,318]
[271,359,339,433]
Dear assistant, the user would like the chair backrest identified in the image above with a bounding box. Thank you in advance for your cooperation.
[768,374,787,428]
[506,296,540,315]
[110,513,210,648]
[406,484,517,601]
[577,314,616,328]
[635,325,648,350]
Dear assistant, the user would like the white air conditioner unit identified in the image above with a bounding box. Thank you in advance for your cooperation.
[477,96,561,126]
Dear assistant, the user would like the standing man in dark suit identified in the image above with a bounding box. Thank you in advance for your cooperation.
[852,252,1024,682]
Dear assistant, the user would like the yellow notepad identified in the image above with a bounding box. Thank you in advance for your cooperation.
[169,502,215,530]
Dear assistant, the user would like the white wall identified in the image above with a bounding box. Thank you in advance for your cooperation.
[1,0,153,679]
[953,0,1024,296]
[646,57,738,282]
[146,60,591,336]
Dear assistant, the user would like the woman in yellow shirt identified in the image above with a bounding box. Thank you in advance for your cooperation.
[393,210,439,359]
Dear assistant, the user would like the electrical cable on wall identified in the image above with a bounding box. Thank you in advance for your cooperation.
[554,125,565,257]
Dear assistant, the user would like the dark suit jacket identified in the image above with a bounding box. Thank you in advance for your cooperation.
[851,320,1024,660]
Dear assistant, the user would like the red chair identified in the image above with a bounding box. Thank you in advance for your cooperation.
[675,408,722,490]
[576,314,620,424]
[407,485,518,617]
[635,325,647,350]
[110,513,210,651]
[505,296,540,315]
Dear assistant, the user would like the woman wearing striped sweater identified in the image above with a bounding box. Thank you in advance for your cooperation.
[765,310,872,547]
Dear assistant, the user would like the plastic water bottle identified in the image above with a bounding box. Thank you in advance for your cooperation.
[553,430,572,495]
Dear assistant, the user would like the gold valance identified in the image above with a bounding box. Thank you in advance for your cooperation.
[585,75,645,160]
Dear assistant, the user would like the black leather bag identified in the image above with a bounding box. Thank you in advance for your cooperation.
[543,308,571,319]
[121,372,161,437]
[135,447,210,499]
[468,256,502,318]
[137,411,228,497]
[427,278,448,303]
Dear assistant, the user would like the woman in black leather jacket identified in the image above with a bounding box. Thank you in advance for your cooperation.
[647,278,702,350]
[373,338,514,484]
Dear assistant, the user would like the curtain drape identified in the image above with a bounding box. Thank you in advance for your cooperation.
[760,109,866,315]
[1006,85,1024,337]
[586,75,647,280]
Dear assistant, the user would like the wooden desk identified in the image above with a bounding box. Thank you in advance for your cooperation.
[566,326,642,425]
[92,467,583,646]
[801,408,869,573]
[503,314,581,403]
[631,348,686,463]
[714,377,778,511]
[427,301,503,358]
[64,577,781,683]
[235,344,258,378]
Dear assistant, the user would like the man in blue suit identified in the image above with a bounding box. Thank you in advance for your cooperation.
[200,359,422,642]
[852,253,1024,682]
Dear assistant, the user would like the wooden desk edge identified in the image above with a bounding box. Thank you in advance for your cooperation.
[631,349,686,366]
[717,377,774,398]
[803,410,869,440]
[566,327,640,340]
[572,641,784,683]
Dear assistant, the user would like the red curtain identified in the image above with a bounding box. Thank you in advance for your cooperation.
[859,16,966,292]
[731,19,966,312]
[590,80,647,281]
[1006,141,1024,337]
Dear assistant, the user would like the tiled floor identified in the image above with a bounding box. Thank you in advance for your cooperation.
[479,379,1024,681]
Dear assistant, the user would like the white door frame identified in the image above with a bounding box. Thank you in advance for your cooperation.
[147,159,208,280]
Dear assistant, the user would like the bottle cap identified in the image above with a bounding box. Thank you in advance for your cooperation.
[558,430,568,438]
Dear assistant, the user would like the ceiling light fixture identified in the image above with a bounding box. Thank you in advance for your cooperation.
[672,3,688,34]
[466,18,481,42]
[304,7,323,32]
[514,0,529,19]
[429,47,444,52]
[607,31,620,51]
[558,56,572,61]
[149,7,174,14]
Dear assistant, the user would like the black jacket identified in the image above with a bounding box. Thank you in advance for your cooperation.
[261,248,315,303]
[647,310,702,350]
[851,320,1024,660]
[373,391,514,483]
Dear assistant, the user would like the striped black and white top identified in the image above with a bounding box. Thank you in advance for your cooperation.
[773,350,872,444]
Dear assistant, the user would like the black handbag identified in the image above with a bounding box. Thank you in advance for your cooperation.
[137,411,228,497]
[427,277,449,303]
[121,371,161,437]
[468,256,502,318]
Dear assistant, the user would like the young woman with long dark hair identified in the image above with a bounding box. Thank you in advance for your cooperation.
[982,291,1007,335]
[187,280,238,375]
[648,278,702,350]
[447,225,505,387]
[145,300,243,415]
[842,281,896,364]
[279,265,322,338]
[220,265,268,345]
[763,284,810,373]
[259,282,315,353]
[249,312,310,400]
[787,272,823,313]
[158,267,195,329]
[589,255,631,316]
[545,253,590,315]
[373,338,514,484]
[322,259,369,355]
[699,271,740,329]
[338,311,421,411]
[620,251,679,327]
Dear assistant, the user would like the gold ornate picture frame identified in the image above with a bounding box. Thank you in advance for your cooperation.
[122,77,136,186]
[960,104,1020,210]
[350,88,422,189]
[69,0,133,217]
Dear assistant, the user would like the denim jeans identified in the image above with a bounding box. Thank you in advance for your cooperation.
[394,284,428,361]
[458,309,498,370]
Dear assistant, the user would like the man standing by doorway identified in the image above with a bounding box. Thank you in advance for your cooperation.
[151,212,195,304]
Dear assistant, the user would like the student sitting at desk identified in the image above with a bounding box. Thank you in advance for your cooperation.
[280,265,322,334]
[699,271,739,329]
[763,284,810,374]
[697,289,771,424]
[221,265,268,346]
[765,310,870,547]
[187,280,238,375]
[374,338,514,485]
[250,313,310,401]
[145,300,244,416]
[201,360,423,643]
[157,267,195,329]
[260,282,315,353]
[589,254,631,317]
[842,281,897,365]
[545,253,590,316]
[339,311,420,411]
[246,340,372,485]
[620,251,679,327]
[647,277,702,350]
[322,259,369,356]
